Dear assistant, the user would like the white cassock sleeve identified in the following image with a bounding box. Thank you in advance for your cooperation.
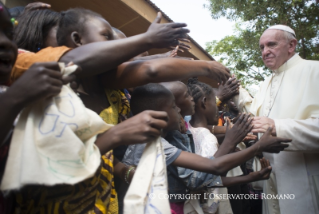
[274,117,319,152]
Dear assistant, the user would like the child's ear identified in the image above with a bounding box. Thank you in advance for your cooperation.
[201,97,206,109]
[71,32,82,47]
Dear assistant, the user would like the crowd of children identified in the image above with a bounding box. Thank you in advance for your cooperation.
[0,2,292,214]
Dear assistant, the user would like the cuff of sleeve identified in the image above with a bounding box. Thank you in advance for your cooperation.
[206,175,223,188]
[206,156,223,187]
[166,149,182,166]
[274,119,281,137]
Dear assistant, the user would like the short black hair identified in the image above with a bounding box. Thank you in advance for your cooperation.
[13,9,60,52]
[187,77,213,103]
[57,8,102,46]
[130,83,173,115]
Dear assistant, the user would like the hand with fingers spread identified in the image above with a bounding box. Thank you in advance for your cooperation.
[146,12,190,49]
[249,158,272,181]
[10,62,65,106]
[223,114,254,148]
[169,39,191,53]
[216,77,240,102]
[207,61,231,84]
[256,126,291,153]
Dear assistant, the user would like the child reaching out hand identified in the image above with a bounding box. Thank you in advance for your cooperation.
[187,78,260,214]
[122,83,291,214]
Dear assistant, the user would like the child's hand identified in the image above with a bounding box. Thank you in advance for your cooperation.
[108,110,168,146]
[62,62,82,90]
[169,39,191,53]
[223,113,253,148]
[10,62,63,105]
[256,126,291,153]
[243,133,257,142]
[146,12,190,49]
[249,158,272,181]
[216,77,240,102]
[207,61,231,84]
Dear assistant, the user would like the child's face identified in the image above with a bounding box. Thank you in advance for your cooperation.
[206,92,219,125]
[175,83,195,117]
[162,95,181,132]
[0,4,18,83]
[81,17,114,44]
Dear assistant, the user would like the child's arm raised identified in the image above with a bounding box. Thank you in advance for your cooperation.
[100,58,231,89]
[59,13,190,78]
[172,127,290,175]
[0,62,65,145]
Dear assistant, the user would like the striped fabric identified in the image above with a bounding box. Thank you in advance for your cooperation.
[13,152,117,214]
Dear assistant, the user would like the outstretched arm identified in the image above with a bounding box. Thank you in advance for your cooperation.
[95,110,168,154]
[221,158,271,187]
[173,153,271,190]
[100,58,230,89]
[173,127,290,175]
[60,13,190,78]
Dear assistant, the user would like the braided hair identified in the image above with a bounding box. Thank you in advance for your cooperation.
[187,77,213,103]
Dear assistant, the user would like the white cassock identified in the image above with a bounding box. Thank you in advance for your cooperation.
[250,54,319,214]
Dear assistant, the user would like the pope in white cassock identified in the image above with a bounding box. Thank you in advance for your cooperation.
[249,25,319,214]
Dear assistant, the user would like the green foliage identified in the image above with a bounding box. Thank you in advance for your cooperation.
[205,0,319,87]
